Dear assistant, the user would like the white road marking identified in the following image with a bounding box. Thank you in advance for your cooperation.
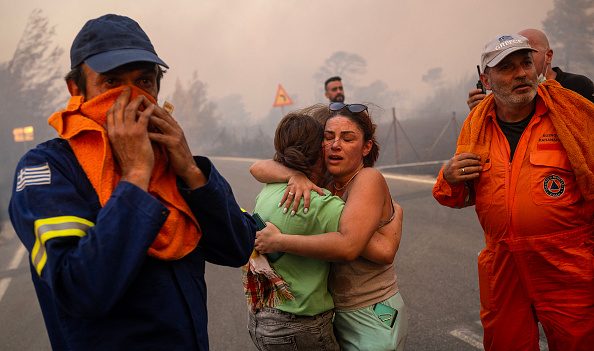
[0,279,11,304]
[210,156,262,163]
[376,160,448,169]
[211,156,439,185]
[449,328,484,349]
[382,173,437,185]
[0,244,27,303]
[9,244,26,270]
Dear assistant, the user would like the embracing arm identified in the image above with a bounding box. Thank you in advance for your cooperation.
[255,168,387,261]
[250,159,324,213]
[359,200,403,264]
[250,159,298,183]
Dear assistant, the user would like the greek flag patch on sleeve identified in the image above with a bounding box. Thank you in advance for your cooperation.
[16,163,51,192]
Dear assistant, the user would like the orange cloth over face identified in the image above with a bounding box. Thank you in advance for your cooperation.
[48,86,201,260]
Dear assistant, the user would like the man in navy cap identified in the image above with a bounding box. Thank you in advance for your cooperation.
[9,14,256,350]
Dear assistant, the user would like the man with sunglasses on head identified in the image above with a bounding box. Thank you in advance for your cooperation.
[324,76,345,103]
[434,33,594,350]
[9,14,256,351]
[467,28,594,110]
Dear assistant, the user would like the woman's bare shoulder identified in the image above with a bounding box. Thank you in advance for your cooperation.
[349,168,388,195]
[355,167,387,183]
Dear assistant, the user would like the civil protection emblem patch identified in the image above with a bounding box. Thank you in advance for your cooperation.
[543,174,565,197]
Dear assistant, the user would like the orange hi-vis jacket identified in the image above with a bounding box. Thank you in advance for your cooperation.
[433,83,594,350]
[434,96,594,239]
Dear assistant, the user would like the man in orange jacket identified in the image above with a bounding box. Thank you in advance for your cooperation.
[433,34,594,351]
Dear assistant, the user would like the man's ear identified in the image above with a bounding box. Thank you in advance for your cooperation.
[66,79,81,97]
[545,48,554,65]
[324,90,330,99]
[480,73,491,90]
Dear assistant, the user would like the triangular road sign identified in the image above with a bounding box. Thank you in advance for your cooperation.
[273,84,293,107]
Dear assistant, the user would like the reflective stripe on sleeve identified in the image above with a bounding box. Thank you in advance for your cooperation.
[32,216,95,276]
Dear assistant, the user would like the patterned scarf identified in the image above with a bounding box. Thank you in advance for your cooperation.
[242,251,294,312]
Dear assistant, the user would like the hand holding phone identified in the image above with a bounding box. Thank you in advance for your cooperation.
[253,213,284,262]
[476,65,486,94]
[253,213,266,230]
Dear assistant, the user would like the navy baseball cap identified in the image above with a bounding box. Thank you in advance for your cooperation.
[70,14,168,73]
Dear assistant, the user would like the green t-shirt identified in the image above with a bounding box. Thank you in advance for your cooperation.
[254,183,344,316]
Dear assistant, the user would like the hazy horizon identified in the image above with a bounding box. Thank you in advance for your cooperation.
[0,0,554,120]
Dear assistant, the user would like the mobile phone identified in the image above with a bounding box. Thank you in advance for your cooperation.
[252,213,284,263]
[476,65,486,94]
[253,213,266,230]
[373,302,398,328]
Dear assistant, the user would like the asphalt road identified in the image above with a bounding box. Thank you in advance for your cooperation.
[0,157,503,350]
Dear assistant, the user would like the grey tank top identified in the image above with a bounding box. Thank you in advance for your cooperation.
[329,200,398,310]
[329,257,398,310]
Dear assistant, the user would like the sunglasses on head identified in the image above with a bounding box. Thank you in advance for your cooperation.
[329,102,368,113]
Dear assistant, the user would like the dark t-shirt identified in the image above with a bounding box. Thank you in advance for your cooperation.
[497,108,535,161]
[553,67,594,103]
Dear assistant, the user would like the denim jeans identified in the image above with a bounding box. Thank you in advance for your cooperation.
[248,307,339,351]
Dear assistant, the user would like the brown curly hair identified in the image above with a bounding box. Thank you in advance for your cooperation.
[273,110,324,178]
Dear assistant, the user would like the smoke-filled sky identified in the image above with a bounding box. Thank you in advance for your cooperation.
[0,0,553,119]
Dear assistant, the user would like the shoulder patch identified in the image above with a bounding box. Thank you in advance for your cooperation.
[16,163,51,192]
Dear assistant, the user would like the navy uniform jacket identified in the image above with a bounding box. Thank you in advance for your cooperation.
[9,138,257,351]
